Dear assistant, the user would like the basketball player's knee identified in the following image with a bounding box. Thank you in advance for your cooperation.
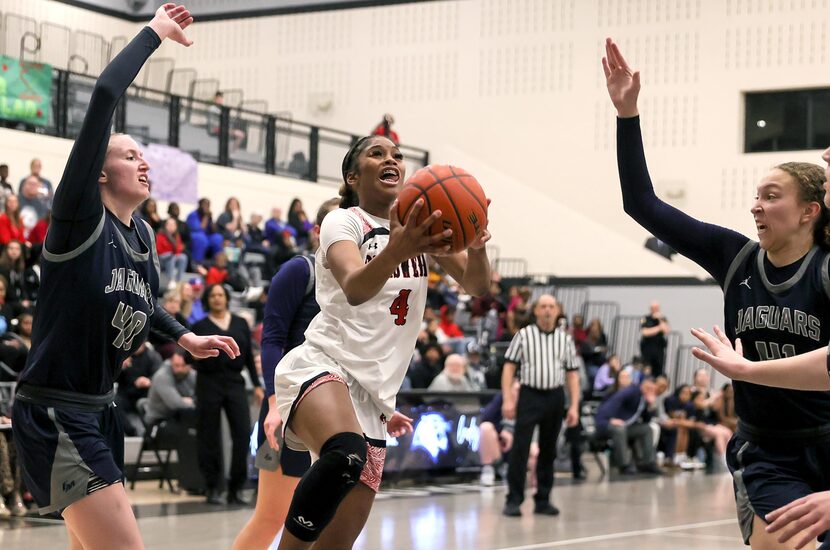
[284,432,366,542]
[320,431,367,484]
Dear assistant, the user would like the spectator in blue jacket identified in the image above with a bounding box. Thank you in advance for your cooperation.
[595,378,660,475]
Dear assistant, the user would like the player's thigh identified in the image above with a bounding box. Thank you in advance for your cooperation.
[288,380,362,456]
[62,484,143,550]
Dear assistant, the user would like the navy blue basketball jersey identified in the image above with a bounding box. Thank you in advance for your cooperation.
[723,242,830,431]
[19,209,160,394]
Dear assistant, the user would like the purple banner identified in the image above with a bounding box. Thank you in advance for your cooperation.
[143,143,198,203]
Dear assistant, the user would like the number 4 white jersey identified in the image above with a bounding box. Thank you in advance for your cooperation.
[303,206,428,416]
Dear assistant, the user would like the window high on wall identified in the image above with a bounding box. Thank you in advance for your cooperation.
[745,89,830,153]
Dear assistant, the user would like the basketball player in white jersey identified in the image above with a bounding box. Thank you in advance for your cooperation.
[274,135,491,549]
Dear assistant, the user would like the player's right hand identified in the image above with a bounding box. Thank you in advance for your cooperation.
[602,38,640,118]
[149,3,194,47]
[766,491,830,549]
[263,402,282,452]
[387,199,452,262]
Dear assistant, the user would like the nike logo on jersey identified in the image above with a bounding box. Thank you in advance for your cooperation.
[739,276,751,289]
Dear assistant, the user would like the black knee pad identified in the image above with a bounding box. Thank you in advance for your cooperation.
[285,432,367,542]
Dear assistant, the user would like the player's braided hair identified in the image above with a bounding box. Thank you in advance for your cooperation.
[775,162,830,248]
[339,136,375,209]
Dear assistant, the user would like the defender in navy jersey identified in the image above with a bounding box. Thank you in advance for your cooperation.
[11,7,239,550]
[606,39,830,548]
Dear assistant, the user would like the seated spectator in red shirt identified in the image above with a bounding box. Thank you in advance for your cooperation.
[205,250,230,286]
[371,113,400,145]
[0,195,26,246]
[157,217,188,287]
[438,305,464,339]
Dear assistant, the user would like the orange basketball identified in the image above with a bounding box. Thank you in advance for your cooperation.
[396,165,488,254]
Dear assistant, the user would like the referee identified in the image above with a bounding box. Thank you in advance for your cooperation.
[501,294,580,517]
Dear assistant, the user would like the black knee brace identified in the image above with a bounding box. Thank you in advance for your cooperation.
[284,432,367,542]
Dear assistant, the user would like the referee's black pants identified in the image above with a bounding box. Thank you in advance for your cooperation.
[506,385,565,506]
[196,371,251,493]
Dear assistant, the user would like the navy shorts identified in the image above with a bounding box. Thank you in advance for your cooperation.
[254,398,311,478]
[727,434,830,545]
[12,400,123,515]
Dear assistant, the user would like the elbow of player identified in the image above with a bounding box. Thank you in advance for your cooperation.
[466,280,490,298]
[344,291,368,307]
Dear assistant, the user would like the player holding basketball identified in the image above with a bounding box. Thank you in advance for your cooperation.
[274,135,491,549]
[605,38,830,549]
[11,6,240,550]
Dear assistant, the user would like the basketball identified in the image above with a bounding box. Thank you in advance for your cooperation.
[396,165,488,253]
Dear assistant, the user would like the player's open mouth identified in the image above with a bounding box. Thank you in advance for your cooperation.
[756,223,767,234]
[379,168,400,186]
[138,175,149,186]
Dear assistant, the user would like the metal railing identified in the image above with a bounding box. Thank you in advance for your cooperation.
[6,67,430,186]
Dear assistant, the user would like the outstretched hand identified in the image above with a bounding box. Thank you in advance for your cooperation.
[178,332,240,359]
[690,326,748,380]
[386,411,414,438]
[602,38,640,118]
[149,3,194,47]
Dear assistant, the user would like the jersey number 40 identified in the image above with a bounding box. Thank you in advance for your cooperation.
[112,301,148,351]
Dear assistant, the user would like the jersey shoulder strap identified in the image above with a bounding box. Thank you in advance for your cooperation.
[303,254,315,297]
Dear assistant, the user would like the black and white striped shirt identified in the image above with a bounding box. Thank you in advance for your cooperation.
[504,325,577,389]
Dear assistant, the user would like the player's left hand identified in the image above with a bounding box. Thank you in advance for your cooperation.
[386,411,414,437]
[766,491,830,549]
[690,326,748,380]
[178,332,240,359]
[263,402,282,451]
[468,199,492,250]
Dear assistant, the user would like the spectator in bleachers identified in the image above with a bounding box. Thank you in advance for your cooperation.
[408,342,445,389]
[470,272,507,342]
[149,289,190,359]
[437,304,469,354]
[478,380,518,485]
[167,202,191,247]
[0,195,25,246]
[623,355,647,386]
[662,384,701,469]
[581,318,608,381]
[18,158,53,206]
[27,209,49,255]
[0,241,38,310]
[594,378,661,475]
[465,343,489,390]
[115,342,162,436]
[0,276,17,327]
[157,217,189,287]
[426,269,458,311]
[264,207,292,242]
[0,164,11,194]
[428,353,477,392]
[288,152,309,179]
[186,278,208,325]
[192,283,263,505]
[570,314,588,350]
[246,212,266,247]
[593,354,622,396]
[18,175,49,225]
[506,287,532,337]
[371,113,400,145]
[139,197,163,233]
[15,311,33,350]
[144,347,197,426]
[639,301,670,377]
[217,197,246,242]
[0,420,25,517]
[691,368,731,470]
[208,91,245,151]
[187,198,225,265]
[714,382,737,432]
[287,198,311,247]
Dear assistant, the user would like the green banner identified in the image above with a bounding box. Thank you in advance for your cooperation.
[0,56,52,127]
